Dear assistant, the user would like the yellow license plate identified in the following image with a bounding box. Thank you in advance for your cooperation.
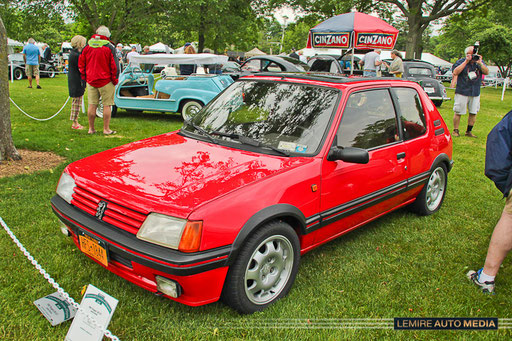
[79,233,108,267]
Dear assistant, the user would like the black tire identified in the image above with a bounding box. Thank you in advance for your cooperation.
[222,221,300,314]
[14,68,24,80]
[111,105,118,117]
[47,67,56,78]
[180,100,203,121]
[410,163,448,216]
[433,100,443,107]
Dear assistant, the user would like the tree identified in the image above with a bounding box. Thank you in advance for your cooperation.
[476,25,512,77]
[166,0,260,53]
[0,16,21,161]
[374,0,488,58]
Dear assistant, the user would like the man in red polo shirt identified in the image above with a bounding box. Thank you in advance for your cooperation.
[79,25,118,135]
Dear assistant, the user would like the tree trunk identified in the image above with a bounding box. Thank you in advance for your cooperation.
[404,3,426,59]
[0,16,21,161]
[197,4,207,53]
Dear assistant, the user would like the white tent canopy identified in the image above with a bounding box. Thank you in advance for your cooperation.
[379,50,451,67]
[245,48,266,58]
[149,42,172,53]
[8,38,23,47]
[130,53,228,65]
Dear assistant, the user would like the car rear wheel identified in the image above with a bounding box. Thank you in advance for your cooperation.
[14,68,24,80]
[222,221,300,314]
[181,100,203,121]
[410,163,447,216]
[47,67,56,78]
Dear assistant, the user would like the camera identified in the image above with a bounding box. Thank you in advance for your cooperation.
[472,41,480,61]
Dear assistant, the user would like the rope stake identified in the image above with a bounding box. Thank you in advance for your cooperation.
[0,216,120,340]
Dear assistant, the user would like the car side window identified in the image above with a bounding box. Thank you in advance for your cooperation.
[392,88,427,140]
[265,62,284,72]
[337,89,399,149]
[242,60,260,72]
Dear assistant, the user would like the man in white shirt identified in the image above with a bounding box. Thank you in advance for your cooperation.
[359,49,382,77]
[126,46,139,66]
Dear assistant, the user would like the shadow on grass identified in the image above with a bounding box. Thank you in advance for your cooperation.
[115,109,184,124]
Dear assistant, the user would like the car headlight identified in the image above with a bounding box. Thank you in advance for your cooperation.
[56,171,76,204]
[137,213,203,252]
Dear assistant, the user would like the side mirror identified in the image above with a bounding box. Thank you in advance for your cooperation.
[327,147,369,164]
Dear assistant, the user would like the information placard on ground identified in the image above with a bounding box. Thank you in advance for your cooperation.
[34,292,78,326]
[65,284,118,341]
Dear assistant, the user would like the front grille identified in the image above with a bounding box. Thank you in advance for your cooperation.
[71,185,146,234]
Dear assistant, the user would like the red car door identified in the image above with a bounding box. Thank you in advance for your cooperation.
[315,87,411,244]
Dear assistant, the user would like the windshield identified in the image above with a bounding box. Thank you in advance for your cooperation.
[408,67,433,77]
[182,80,340,155]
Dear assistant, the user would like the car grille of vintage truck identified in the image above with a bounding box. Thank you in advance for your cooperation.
[71,185,146,234]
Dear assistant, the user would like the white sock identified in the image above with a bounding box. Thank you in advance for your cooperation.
[479,270,495,283]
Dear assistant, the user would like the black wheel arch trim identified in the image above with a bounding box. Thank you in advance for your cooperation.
[51,195,230,276]
[431,153,453,172]
[227,204,307,265]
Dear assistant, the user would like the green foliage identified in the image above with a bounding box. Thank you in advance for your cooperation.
[434,3,512,66]
[476,25,512,76]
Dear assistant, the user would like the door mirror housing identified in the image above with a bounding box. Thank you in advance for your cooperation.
[327,147,369,164]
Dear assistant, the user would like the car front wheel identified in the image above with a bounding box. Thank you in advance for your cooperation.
[181,100,203,121]
[14,68,24,80]
[222,221,300,314]
[410,163,447,215]
[47,67,56,78]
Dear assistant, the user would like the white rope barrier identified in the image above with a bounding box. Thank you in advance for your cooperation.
[9,96,70,121]
[0,216,120,340]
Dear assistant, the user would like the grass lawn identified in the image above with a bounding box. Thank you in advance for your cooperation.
[1,75,512,340]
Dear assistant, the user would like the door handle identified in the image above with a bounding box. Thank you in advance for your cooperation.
[397,152,406,160]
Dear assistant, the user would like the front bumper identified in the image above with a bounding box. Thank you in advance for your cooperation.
[51,195,230,306]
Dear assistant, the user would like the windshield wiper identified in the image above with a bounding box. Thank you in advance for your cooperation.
[210,130,290,156]
[183,120,215,143]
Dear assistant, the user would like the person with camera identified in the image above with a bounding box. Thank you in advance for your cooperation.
[451,43,489,138]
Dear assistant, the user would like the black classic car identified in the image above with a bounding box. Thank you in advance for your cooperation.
[307,54,362,75]
[8,53,57,80]
[384,59,450,107]
[225,55,309,80]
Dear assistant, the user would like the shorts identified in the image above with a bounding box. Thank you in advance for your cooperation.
[453,93,480,115]
[26,64,39,77]
[505,189,512,215]
[87,82,115,106]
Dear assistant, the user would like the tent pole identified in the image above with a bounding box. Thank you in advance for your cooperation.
[350,32,355,76]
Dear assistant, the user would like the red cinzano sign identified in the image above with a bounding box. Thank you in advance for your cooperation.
[354,32,397,49]
[311,32,351,48]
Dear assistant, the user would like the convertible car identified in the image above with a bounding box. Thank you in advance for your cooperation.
[113,54,234,119]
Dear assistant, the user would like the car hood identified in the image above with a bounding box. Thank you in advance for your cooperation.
[67,132,310,218]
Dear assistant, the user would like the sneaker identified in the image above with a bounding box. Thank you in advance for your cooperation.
[452,129,460,137]
[36,85,42,89]
[467,269,495,293]
[465,131,477,138]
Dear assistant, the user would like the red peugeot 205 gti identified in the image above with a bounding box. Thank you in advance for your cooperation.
[52,73,453,313]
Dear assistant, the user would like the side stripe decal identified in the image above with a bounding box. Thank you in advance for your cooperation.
[305,171,430,233]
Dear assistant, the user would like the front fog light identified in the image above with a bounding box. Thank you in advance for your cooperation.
[156,276,182,298]
[56,172,76,204]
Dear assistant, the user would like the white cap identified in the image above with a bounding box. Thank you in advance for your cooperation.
[117,43,123,47]
[96,25,111,38]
